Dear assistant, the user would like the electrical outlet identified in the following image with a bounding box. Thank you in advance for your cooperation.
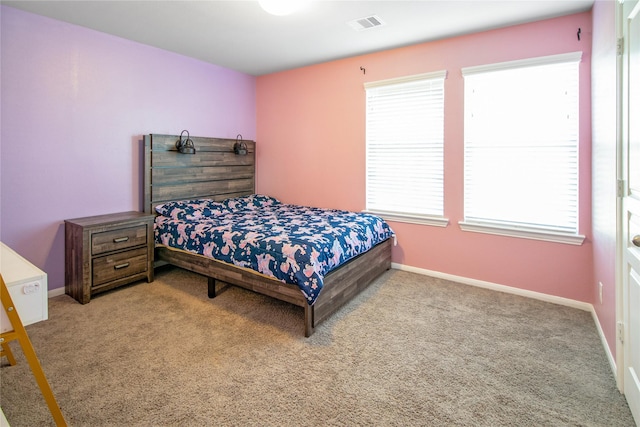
[598,282,603,304]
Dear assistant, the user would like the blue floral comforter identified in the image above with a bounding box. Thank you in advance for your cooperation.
[154,195,394,305]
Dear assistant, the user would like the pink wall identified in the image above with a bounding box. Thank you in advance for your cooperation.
[0,6,256,291]
[256,12,594,302]
[591,0,618,357]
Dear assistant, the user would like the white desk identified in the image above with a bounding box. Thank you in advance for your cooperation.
[0,243,48,332]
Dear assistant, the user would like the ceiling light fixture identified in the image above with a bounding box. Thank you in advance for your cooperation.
[259,0,310,16]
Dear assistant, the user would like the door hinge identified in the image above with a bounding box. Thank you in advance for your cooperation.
[617,179,626,198]
[617,37,624,56]
[617,321,625,344]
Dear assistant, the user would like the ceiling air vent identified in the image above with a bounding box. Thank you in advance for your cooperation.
[348,15,386,32]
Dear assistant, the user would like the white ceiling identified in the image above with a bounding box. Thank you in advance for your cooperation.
[2,0,594,76]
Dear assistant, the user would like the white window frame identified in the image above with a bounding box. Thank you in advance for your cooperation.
[459,52,585,245]
[364,70,448,227]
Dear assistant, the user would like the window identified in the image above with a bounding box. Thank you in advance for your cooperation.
[460,52,585,245]
[365,71,447,226]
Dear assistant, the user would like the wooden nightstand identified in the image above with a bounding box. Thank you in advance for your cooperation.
[65,211,155,304]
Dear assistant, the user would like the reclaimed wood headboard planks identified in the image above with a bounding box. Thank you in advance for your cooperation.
[143,134,256,214]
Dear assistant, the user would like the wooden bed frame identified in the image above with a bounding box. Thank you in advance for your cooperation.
[143,134,392,337]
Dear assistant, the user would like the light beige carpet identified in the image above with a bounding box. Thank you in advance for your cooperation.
[0,266,635,426]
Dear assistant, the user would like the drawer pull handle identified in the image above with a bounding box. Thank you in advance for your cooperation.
[633,235,640,247]
[113,237,129,243]
[114,263,130,270]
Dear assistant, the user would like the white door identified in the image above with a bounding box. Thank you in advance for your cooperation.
[621,0,640,424]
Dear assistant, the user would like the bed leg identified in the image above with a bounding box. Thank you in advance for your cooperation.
[304,305,314,337]
[208,277,216,298]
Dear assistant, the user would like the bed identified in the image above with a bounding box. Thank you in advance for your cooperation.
[144,134,394,336]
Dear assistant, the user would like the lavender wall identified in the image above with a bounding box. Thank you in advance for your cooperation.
[0,6,256,291]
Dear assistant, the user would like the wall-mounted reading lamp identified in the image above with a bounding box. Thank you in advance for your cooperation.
[234,134,247,156]
[176,130,196,154]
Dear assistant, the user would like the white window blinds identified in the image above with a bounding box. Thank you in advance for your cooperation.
[461,52,583,243]
[365,71,446,224]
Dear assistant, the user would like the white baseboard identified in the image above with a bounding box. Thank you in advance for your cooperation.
[589,305,618,380]
[48,287,65,298]
[391,263,619,378]
[391,262,592,311]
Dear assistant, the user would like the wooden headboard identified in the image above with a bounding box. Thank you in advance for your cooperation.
[143,134,256,214]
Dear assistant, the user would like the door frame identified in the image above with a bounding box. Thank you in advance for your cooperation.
[615,0,624,391]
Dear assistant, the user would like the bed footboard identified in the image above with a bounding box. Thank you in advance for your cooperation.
[307,238,392,336]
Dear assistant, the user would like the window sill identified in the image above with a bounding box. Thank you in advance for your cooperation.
[365,211,449,227]
[458,221,585,245]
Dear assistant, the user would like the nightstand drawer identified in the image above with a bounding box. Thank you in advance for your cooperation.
[92,247,148,286]
[92,225,147,255]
